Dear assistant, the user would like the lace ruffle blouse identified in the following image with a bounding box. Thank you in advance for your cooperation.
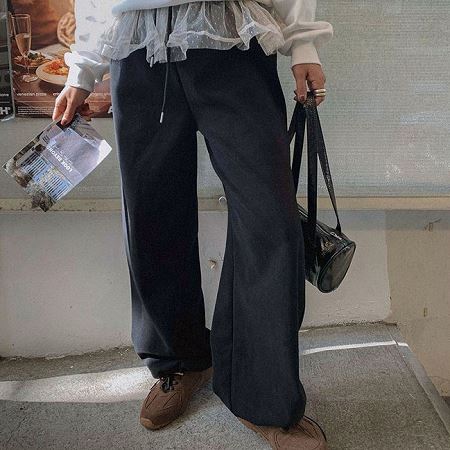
[95,1,285,66]
[64,0,334,94]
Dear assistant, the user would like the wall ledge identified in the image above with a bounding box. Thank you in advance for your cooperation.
[1,196,450,212]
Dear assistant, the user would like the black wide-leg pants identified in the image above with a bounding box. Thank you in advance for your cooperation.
[109,36,307,428]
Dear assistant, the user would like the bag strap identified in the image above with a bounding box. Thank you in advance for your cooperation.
[287,94,317,254]
[287,91,342,236]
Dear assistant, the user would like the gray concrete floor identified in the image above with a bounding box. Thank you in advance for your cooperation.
[1,323,450,449]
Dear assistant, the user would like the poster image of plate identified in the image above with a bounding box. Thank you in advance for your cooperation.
[12,50,53,70]
[35,59,68,86]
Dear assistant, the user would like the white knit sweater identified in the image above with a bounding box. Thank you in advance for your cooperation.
[65,0,333,92]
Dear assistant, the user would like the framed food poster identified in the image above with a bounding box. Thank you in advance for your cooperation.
[0,0,14,120]
[7,0,112,118]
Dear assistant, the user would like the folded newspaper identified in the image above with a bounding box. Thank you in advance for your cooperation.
[2,113,112,211]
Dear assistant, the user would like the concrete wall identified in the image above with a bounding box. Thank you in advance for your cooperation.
[2,208,450,398]
[2,207,450,401]
[0,209,390,356]
[385,210,450,397]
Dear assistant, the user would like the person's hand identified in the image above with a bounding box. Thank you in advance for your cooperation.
[52,85,94,126]
[291,63,327,107]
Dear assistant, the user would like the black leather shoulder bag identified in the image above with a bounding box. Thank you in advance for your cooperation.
[287,91,356,293]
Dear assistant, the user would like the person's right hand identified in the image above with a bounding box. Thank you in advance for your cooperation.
[52,85,94,126]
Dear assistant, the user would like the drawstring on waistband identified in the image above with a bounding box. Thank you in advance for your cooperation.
[159,6,173,124]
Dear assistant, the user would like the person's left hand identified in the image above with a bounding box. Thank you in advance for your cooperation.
[291,63,327,106]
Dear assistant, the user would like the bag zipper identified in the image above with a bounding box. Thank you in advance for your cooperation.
[298,207,343,240]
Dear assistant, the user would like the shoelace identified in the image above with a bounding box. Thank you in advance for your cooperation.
[159,372,180,393]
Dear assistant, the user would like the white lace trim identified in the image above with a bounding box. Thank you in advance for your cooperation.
[95,1,285,64]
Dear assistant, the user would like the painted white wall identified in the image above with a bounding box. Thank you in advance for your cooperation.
[0,209,390,359]
[384,210,450,397]
[2,209,450,398]
[0,211,132,357]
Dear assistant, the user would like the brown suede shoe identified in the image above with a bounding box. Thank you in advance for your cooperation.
[140,366,213,430]
[238,414,328,450]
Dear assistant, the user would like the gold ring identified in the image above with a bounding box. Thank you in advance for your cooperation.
[313,92,326,97]
[313,88,327,93]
